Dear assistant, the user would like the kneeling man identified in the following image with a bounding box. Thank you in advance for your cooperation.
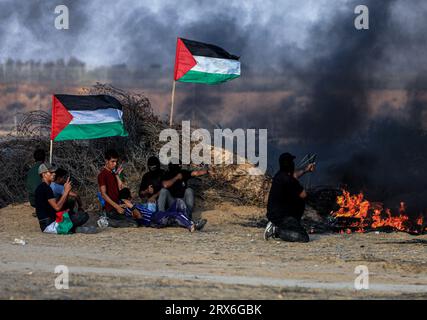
[264,153,315,243]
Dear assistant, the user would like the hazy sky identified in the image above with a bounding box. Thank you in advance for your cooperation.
[0,0,410,69]
[0,0,425,79]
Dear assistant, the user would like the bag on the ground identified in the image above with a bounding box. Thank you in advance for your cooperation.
[55,210,74,234]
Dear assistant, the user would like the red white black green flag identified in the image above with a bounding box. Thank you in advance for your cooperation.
[51,95,128,142]
[174,38,241,84]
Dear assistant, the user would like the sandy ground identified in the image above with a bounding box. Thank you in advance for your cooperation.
[0,202,426,300]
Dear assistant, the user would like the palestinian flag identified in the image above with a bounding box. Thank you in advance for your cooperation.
[51,95,128,141]
[174,38,240,84]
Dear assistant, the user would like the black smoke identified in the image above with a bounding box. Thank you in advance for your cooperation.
[0,0,90,59]
[236,0,427,215]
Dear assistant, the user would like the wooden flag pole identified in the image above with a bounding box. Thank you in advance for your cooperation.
[50,94,54,164]
[169,80,176,127]
[49,139,53,164]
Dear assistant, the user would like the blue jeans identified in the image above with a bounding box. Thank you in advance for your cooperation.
[152,200,192,229]
[158,188,194,219]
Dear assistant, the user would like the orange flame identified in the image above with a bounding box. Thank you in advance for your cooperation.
[332,190,425,234]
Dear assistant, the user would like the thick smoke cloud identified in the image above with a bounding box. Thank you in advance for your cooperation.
[1,0,426,74]
[0,0,90,61]
[0,0,333,68]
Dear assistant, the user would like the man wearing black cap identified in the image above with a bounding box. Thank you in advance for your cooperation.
[264,152,315,242]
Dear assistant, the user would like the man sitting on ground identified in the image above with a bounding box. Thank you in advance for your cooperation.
[264,152,315,243]
[132,182,207,232]
[97,149,137,228]
[51,168,83,211]
[139,156,164,202]
[34,163,94,234]
[159,159,213,219]
[25,148,46,216]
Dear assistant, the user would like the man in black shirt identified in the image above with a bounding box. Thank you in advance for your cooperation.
[158,159,212,219]
[139,156,165,201]
[264,152,315,242]
[35,163,91,234]
[25,148,46,216]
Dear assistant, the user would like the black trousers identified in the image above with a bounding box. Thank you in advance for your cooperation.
[105,209,138,228]
[69,210,89,233]
[272,216,309,243]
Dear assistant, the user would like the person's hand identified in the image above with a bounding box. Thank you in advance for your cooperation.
[116,164,124,176]
[64,177,72,193]
[132,211,141,219]
[305,163,316,173]
[116,205,125,214]
[176,173,183,180]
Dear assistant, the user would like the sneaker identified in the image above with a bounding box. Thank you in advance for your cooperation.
[75,226,98,234]
[264,221,275,241]
[97,216,109,229]
[194,219,207,231]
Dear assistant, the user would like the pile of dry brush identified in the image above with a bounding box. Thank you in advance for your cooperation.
[0,83,271,210]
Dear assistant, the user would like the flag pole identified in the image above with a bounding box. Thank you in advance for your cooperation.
[169,80,176,127]
[49,139,53,164]
[50,94,54,164]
